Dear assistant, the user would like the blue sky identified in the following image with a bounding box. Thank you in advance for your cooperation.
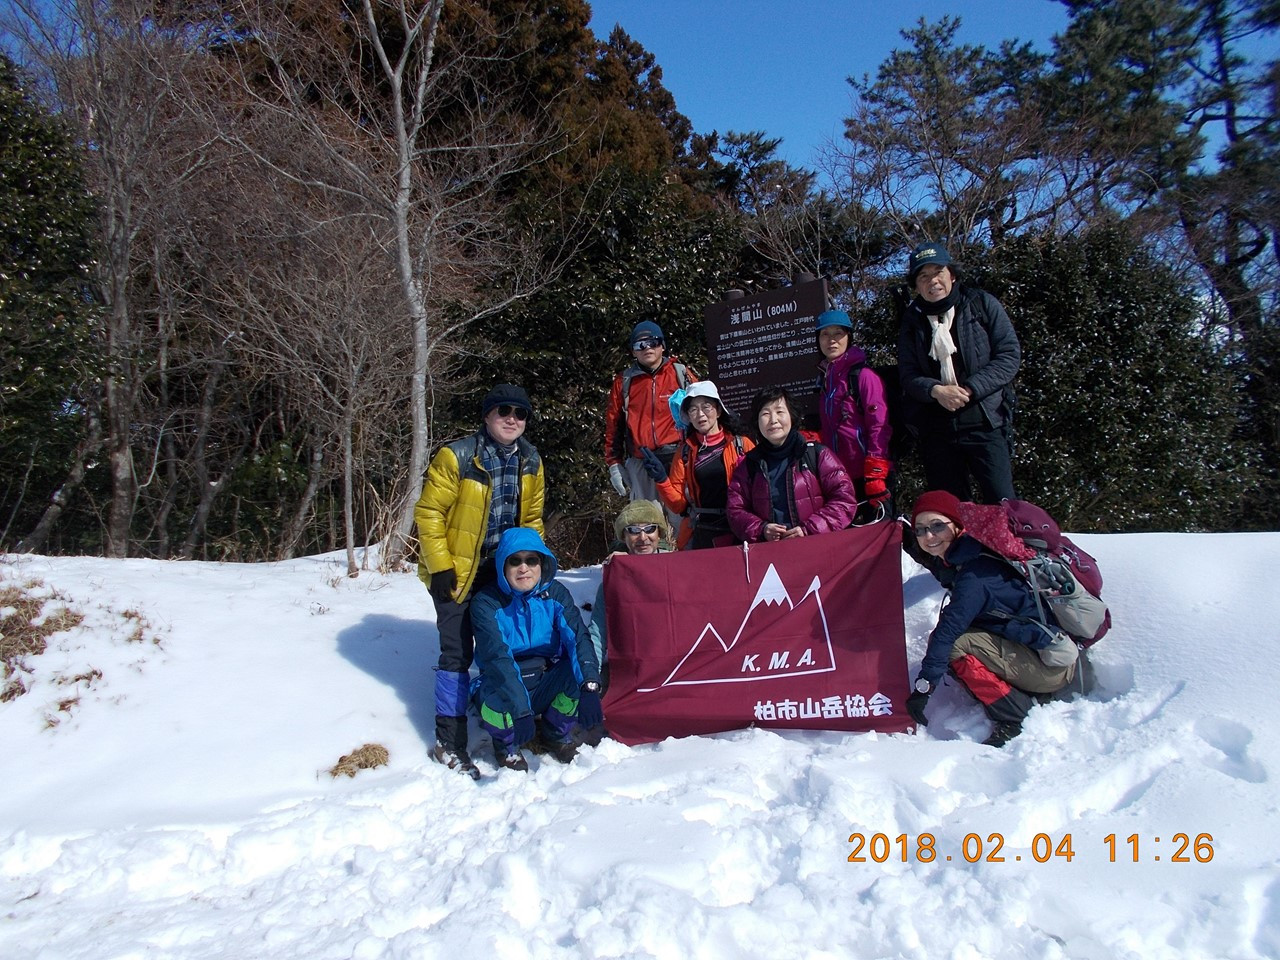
[586,0,1070,171]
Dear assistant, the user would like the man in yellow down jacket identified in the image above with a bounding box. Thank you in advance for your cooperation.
[415,383,545,779]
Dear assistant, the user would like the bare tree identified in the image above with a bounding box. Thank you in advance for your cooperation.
[206,214,407,573]
[5,0,592,559]
[5,0,223,557]
[199,0,573,569]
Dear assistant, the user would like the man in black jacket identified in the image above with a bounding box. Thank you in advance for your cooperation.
[897,242,1020,504]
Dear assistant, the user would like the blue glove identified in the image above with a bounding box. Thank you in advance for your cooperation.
[511,714,536,746]
[577,689,604,728]
[639,447,668,482]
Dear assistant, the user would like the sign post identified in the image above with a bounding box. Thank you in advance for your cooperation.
[702,279,828,423]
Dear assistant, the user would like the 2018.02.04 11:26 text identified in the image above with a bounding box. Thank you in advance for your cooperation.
[847,833,1215,864]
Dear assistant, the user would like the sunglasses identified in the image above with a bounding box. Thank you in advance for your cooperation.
[493,404,529,421]
[913,520,954,539]
[632,338,664,351]
[505,552,542,568]
[624,523,659,536]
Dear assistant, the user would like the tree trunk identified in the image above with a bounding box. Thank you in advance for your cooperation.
[342,410,358,577]
[279,438,327,560]
[369,0,445,572]
[16,408,104,554]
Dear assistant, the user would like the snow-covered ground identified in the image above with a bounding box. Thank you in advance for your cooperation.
[1,531,1277,959]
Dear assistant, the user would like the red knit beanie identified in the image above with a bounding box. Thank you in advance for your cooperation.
[912,490,963,527]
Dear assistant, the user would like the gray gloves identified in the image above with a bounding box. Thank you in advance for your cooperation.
[609,463,628,497]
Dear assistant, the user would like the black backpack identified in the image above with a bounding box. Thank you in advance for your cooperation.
[745,441,822,481]
[821,360,915,462]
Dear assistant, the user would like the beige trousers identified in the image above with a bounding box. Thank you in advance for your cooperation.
[950,630,1075,694]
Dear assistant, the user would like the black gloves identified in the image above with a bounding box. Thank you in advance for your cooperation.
[578,689,604,728]
[906,690,930,726]
[639,446,668,482]
[428,568,456,605]
[511,714,536,747]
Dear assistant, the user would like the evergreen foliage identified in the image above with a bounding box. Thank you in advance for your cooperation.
[983,229,1247,531]
[863,227,1247,531]
[461,171,743,559]
[0,56,99,546]
[4,1,1273,559]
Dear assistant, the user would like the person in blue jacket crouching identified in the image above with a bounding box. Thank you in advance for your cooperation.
[470,526,604,771]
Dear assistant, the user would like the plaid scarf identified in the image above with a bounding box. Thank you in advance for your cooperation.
[479,431,521,558]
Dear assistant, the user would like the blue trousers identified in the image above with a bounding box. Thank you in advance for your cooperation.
[477,657,580,752]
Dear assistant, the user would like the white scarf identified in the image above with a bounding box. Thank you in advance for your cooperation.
[927,309,958,385]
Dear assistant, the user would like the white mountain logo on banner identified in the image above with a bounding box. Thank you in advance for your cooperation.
[638,563,837,690]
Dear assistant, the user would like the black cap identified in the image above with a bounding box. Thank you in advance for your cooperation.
[907,242,953,283]
[481,383,532,417]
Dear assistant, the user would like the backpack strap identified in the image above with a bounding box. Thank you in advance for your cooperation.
[846,361,867,417]
[977,548,1070,644]
[618,365,638,423]
[799,441,821,475]
[674,361,690,390]
[620,360,689,421]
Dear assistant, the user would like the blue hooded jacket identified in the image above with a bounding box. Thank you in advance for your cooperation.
[918,534,1050,685]
[470,526,601,718]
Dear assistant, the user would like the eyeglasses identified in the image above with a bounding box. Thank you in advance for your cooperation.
[632,338,664,351]
[624,524,659,536]
[913,520,954,539]
[685,400,718,415]
[494,405,529,421]
[505,552,542,568]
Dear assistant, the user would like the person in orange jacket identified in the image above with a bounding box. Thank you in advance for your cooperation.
[603,321,697,521]
[641,381,755,549]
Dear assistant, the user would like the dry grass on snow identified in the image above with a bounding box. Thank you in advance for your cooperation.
[1,580,85,703]
[329,743,390,778]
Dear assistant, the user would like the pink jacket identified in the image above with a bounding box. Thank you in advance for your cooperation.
[726,441,858,542]
[818,347,892,478]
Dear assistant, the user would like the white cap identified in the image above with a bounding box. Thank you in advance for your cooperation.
[682,381,722,406]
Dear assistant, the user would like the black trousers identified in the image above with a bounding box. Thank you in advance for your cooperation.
[432,562,497,750]
[919,424,1015,504]
[434,562,498,673]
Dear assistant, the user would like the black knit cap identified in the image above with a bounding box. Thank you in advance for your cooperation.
[481,383,532,417]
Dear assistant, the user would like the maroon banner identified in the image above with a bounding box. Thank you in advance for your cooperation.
[602,523,911,745]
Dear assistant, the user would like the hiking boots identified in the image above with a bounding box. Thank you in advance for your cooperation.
[982,721,1023,748]
[528,731,578,763]
[548,740,577,764]
[431,741,481,780]
[494,745,530,773]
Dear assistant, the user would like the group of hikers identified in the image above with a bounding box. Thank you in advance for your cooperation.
[415,242,1091,778]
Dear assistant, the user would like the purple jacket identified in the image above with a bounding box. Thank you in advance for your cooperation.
[818,347,892,478]
[726,441,858,542]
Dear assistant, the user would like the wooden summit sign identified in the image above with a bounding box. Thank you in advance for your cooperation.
[702,279,828,424]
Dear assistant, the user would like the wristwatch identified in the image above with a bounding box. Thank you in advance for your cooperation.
[582,681,601,694]
[913,677,933,694]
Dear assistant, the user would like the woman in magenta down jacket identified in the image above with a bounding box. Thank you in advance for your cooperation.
[727,386,858,543]
[815,309,893,523]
